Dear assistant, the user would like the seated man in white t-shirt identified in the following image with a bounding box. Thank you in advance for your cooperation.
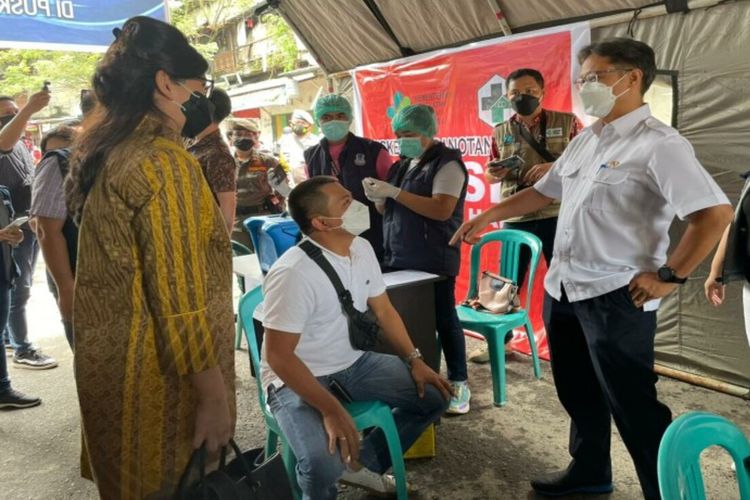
[261,176,451,499]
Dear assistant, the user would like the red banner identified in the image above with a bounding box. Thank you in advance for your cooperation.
[353,26,590,357]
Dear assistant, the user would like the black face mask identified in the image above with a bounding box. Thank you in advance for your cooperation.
[179,92,215,139]
[511,94,540,117]
[0,114,16,128]
[233,138,254,151]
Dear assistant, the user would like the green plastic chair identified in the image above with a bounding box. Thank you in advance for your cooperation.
[231,239,252,349]
[658,411,750,500]
[456,229,543,407]
[238,287,409,500]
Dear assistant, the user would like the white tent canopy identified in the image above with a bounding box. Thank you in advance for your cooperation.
[265,0,684,73]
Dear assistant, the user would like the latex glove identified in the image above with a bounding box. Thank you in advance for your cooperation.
[268,166,291,197]
[362,177,400,200]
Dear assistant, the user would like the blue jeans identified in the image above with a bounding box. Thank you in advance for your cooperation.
[0,283,13,393]
[2,228,38,353]
[434,277,467,382]
[267,351,448,500]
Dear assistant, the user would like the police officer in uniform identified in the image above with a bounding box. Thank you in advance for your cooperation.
[228,118,288,250]
[305,94,393,261]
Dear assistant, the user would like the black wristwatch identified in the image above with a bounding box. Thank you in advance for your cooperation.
[657,266,687,284]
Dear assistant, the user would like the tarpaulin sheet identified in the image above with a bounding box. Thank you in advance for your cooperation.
[594,1,750,390]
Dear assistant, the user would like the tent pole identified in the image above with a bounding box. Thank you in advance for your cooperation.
[655,364,750,399]
[587,0,726,29]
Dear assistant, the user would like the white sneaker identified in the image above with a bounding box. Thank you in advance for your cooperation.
[340,467,397,497]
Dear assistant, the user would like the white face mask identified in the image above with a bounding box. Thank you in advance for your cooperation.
[578,72,631,118]
[326,199,371,236]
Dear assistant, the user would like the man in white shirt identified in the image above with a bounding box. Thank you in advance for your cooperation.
[279,109,320,185]
[262,176,451,499]
[452,38,733,500]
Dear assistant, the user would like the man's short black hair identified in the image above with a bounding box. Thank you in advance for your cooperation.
[210,88,232,124]
[0,96,14,104]
[288,176,338,235]
[507,68,545,88]
[40,124,76,153]
[578,38,656,94]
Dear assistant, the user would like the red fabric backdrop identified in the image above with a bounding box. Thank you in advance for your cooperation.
[353,29,588,358]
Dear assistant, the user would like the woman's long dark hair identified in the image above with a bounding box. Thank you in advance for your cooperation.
[65,16,208,223]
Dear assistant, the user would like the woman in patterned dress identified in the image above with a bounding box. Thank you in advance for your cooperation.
[65,16,235,499]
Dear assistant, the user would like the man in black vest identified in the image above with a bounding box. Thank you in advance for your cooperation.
[305,95,394,261]
[364,104,471,415]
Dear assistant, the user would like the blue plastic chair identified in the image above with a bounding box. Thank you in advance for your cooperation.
[244,215,300,274]
[456,229,543,407]
[658,411,750,500]
[231,240,253,350]
[238,288,409,500]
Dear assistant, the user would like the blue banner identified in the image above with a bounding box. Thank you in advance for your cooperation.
[0,0,167,52]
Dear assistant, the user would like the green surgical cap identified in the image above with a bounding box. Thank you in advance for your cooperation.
[391,104,437,139]
[314,94,352,123]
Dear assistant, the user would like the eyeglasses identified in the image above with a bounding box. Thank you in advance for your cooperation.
[198,77,214,97]
[176,76,214,97]
[574,68,633,87]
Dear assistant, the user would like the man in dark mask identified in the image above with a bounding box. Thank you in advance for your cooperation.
[471,68,583,363]
[226,118,289,250]
[187,88,236,233]
[0,91,58,370]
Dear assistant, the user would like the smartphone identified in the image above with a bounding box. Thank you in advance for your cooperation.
[328,378,353,404]
[43,81,51,92]
[8,216,29,227]
[489,155,525,172]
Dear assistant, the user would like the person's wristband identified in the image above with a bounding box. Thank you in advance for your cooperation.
[715,276,724,284]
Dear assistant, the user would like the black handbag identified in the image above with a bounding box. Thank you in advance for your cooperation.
[298,240,384,351]
[176,441,293,500]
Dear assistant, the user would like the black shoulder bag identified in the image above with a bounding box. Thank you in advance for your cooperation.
[176,440,293,500]
[512,112,558,163]
[298,240,383,351]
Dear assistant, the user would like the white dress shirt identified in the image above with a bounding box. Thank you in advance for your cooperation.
[534,104,729,304]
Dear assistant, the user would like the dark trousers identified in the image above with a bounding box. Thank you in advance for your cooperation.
[544,287,672,500]
[0,283,11,393]
[504,217,557,288]
[434,277,467,382]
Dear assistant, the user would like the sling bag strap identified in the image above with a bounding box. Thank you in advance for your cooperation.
[298,240,358,315]
[512,112,558,163]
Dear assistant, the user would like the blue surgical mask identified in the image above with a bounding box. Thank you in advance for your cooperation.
[320,120,350,142]
[398,137,424,158]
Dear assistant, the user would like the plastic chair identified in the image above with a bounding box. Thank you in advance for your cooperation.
[238,288,409,500]
[244,215,300,274]
[231,239,252,349]
[456,229,543,406]
[658,411,750,500]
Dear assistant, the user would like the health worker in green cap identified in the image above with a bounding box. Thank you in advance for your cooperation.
[363,103,471,415]
[304,94,394,261]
